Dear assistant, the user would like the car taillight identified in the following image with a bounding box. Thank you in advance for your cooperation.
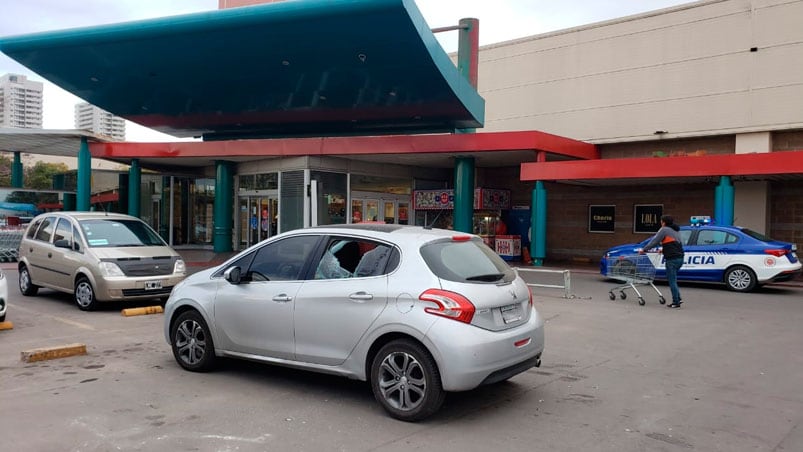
[527,285,533,308]
[419,289,475,324]
[764,249,787,258]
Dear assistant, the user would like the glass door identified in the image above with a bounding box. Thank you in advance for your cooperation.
[239,196,278,249]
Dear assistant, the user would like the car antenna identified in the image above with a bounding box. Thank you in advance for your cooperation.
[424,209,444,230]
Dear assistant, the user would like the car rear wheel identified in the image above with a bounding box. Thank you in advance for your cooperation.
[171,310,216,372]
[724,265,757,292]
[74,276,98,311]
[370,339,445,422]
[18,265,39,296]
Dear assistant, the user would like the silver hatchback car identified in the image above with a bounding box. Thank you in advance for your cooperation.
[164,224,544,421]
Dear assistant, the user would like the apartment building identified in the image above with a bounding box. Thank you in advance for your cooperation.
[0,73,43,129]
[74,102,125,141]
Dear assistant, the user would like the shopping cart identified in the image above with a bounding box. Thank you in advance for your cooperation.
[0,228,25,262]
[605,253,666,306]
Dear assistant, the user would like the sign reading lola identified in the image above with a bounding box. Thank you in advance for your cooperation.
[634,204,663,233]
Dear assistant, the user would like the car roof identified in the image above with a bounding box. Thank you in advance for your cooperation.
[305,224,473,244]
[34,211,140,221]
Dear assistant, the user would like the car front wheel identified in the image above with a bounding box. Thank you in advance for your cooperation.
[724,265,757,292]
[171,310,216,372]
[370,339,445,422]
[74,276,98,311]
[18,265,39,296]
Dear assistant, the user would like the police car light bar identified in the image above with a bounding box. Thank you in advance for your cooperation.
[690,215,712,226]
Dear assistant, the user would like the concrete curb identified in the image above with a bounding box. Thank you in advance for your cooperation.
[121,306,164,317]
[21,343,87,363]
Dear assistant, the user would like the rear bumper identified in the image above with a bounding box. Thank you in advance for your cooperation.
[425,308,545,391]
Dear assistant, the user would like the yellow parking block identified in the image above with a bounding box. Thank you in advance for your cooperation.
[0,321,13,331]
[21,343,87,363]
[121,306,164,317]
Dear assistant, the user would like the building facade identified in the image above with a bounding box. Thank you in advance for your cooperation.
[0,73,43,129]
[474,0,803,261]
[74,102,126,141]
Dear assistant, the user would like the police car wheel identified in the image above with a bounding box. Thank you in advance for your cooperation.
[724,265,757,292]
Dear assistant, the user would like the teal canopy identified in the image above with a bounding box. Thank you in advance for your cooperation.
[0,0,484,139]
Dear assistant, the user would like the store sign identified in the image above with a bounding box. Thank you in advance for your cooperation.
[588,205,615,233]
[634,204,663,233]
[414,190,454,210]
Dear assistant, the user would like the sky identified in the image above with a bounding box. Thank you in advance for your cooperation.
[0,0,693,142]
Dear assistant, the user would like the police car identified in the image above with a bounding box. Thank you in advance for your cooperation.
[600,217,801,292]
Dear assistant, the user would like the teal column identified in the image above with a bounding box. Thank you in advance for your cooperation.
[453,157,475,233]
[530,181,547,266]
[11,151,23,188]
[456,17,479,134]
[128,159,141,217]
[714,176,734,226]
[76,137,91,211]
[213,161,234,253]
[62,193,76,211]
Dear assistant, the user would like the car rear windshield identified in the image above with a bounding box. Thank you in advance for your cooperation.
[79,219,166,247]
[420,238,515,283]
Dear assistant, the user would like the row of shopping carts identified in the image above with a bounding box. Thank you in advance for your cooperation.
[605,254,666,306]
[0,228,25,262]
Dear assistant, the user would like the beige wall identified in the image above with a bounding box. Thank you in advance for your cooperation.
[477,0,803,144]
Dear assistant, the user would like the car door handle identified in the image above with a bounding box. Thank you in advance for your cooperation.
[48,252,52,258]
[272,294,293,303]
[349,291,373,302]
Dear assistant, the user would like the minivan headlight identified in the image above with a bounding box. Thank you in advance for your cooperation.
[99,262,125,277]
[174,259,186,274]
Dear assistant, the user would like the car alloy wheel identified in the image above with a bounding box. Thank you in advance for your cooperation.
[74,277,97,311]
[725,265,757,292]
[370,339,444,422]
[171,310,216,372]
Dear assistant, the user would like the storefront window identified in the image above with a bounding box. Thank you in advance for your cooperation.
[190,178,215,244]
[311,171,347,225]
[239,173,278,192]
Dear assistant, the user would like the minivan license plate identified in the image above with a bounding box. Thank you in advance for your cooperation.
[144,281,162,290]
[501,304,522,324]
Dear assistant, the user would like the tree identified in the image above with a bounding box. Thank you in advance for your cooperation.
[24,161,70,189]
[0,154,12,187]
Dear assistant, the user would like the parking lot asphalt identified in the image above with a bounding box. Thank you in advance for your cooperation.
[0,265,801,452]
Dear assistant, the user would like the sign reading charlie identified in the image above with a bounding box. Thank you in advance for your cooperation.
[588,205,615,233]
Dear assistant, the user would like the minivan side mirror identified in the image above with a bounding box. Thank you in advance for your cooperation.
[223,266,243,285]
[54,239,72,249]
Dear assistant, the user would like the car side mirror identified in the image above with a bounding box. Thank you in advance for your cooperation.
[54,239,72,249]
[223,266,242,285]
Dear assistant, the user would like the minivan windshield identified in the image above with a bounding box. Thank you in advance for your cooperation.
[420,238,514,283]
[79,219,166,247]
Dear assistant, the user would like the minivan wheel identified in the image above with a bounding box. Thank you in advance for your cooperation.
[370,339,445,422]
[74,276,98,311]
[724,265,757,292]
[171,310,216,372]
[18,265,39,296]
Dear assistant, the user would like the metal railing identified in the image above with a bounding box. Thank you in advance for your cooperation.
[515,267,574,299]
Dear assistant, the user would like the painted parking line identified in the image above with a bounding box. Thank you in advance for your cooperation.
[9,302,95,330]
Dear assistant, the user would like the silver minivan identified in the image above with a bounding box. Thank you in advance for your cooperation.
[18,212,186,311]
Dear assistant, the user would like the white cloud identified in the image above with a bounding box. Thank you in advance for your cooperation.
[1,0,693,141]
